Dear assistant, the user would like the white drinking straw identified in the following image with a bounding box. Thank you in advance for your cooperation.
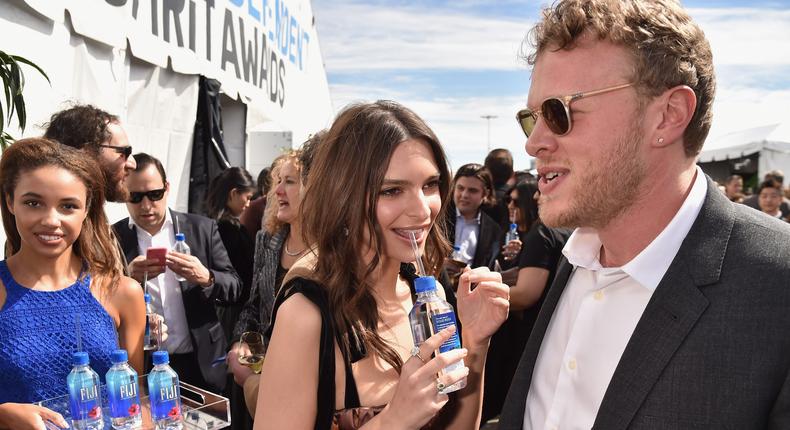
[409,231,426,277]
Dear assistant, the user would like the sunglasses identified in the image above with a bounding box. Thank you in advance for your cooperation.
[98,144,133,159]
[128,188,166,204]
[516,83,633,138]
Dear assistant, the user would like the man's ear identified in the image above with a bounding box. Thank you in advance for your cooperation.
[650,85,697,149]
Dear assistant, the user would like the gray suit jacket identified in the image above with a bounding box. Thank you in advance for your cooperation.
[499,177,790,429]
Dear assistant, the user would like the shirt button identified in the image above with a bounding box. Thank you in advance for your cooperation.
[568,359,577,370]
[594,290,604,301]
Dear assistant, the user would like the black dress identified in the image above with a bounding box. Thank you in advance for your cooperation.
[266,264,459,430]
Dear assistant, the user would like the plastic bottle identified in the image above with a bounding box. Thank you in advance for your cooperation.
[408,276,466,394]
[148,351,183,430]
[451,245,464,262]
[105,350,142,429]
[144,293,162,351]
[67,352,104,430]
[172,233,190,282]
[504,223,520,259]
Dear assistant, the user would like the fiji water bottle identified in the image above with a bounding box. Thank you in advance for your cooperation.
[105,350,142,430]
[144,293,162,351]
[172,234,190,282]
[408,276,466,394]
[148,351,183,430]
[451,245,464,262]
[67,352,104,430]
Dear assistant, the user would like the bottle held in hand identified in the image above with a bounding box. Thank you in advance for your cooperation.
[105,349,142,430]
[67,352,104,430]
[504,223,520,259]
[144,293,162,351]
[172,233,190,282]
[408,276,466,394]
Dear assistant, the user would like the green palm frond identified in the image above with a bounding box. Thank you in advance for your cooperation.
[0,50,50,150]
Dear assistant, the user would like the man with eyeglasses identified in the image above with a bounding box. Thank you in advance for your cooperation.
[499,1,790,429]
[112,152,241,394]
[44,105,136,203]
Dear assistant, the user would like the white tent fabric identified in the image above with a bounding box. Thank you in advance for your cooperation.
[699,122,790,178]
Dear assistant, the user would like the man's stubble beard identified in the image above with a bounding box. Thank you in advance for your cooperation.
[540,120,647,230]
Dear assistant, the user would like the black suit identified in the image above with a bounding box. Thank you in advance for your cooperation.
[499,177,790,429]
[113,209,242,393]
[445,203,503,270]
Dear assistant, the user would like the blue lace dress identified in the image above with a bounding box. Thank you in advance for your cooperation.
[0,260,119,402]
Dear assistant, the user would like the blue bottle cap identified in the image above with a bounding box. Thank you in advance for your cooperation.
[175,233,185,241]
[73,351,89,366]
[144,293,151,303]
[510,223,518,230]
[414,276,437,293]
[111,349,128,364]
[453,246,461,251]
[152,350,170,365]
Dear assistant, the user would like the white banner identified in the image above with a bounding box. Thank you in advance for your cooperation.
[21,0,332,133]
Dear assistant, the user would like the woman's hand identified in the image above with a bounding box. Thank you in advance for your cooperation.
[376,326,469,430]
[228,341,255,386]
[501,239,523,261]
[455,267,510,348]
[0,403,69,430]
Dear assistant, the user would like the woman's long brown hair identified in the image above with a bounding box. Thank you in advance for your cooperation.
[0,137,122,293]
[300,101,452,372]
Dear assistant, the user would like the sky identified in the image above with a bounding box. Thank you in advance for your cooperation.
[310,0,790,172]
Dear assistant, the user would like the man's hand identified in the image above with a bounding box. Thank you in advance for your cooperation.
[166,251,212,286]
[127,255,166,284]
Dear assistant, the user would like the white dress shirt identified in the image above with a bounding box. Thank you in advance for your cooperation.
[129,210,193,354]
[525,167,708,430]
[454,208,481,265]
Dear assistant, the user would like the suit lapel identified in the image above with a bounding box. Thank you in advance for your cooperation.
[593,177,733,429]
[117,222,141,262]
[499,256,574,429]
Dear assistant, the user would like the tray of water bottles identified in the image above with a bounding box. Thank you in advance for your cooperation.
[36,373,231,430]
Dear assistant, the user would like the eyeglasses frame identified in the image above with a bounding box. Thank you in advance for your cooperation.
[516,82,634,138]
[128,188,167,204]
[98,144,133,159]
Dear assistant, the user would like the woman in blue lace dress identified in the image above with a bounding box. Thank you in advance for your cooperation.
[0,138,145,430]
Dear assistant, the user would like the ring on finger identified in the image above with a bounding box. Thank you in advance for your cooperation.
[410,346,426,364]
[436,379,447,393]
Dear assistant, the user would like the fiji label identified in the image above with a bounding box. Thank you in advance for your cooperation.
[431,311,461,353]
[68,383,102,420]
[108,378,141,419]
[151,378,182,421]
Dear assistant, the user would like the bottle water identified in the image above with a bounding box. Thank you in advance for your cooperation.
[148,351,183,430]
[144,293,162,351]
[67,352,104,430]
[505,223,519,244]
[172,233,190,282]
[105,350,142,429]
[408,276,466,394]
[451,245,464,262]
[504,223,519,260]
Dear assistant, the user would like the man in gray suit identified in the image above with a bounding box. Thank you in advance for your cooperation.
[501,0,790,428]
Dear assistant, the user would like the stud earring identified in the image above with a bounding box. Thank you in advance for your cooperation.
[657,137,665,144]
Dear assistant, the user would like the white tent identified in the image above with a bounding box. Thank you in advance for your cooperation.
[699,123,790,179]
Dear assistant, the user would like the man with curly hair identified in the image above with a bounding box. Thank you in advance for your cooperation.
[501,0,790,428]
[44,104,136,203]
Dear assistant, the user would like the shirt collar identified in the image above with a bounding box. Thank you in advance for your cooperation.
[128,208,173,233]
[455,207,481,224]
[563,166,708,291]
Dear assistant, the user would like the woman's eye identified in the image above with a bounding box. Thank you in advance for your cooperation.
[24,200,40,208]
[424,180,440,190]
[381,188,401,197]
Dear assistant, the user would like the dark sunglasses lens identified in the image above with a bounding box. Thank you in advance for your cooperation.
[542,98,570,135]
[129,192,144,204]
[121,146,132,158]
[518,111,537,137]
[148,189,165,201]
